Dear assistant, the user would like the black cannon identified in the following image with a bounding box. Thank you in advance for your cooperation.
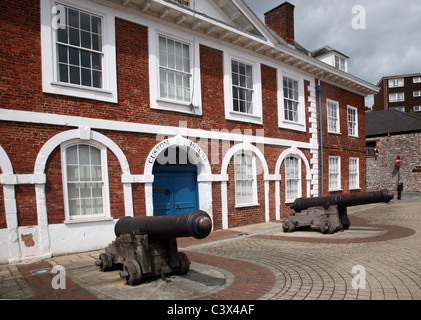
[96,210,212,285]
[283,190,394,234]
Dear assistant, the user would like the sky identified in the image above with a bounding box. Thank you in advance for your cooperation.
[243,0,421,107]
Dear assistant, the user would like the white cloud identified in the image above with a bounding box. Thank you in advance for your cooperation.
[244,0,421,85]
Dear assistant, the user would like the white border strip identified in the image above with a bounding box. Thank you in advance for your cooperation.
[0,108,314,150]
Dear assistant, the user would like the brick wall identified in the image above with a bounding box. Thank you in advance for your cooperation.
[0,1,322,231]
[318,81,367,195]
[367,133,421,192]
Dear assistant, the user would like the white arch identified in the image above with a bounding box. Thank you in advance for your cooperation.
[33,128,132,258]
[144,135,213,221]
[220,142,269,229]
[275,147,312,220]
[0,145,21,263]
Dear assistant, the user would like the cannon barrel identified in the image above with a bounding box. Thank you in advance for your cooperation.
[114,210,212,241]
[291,189,394,213]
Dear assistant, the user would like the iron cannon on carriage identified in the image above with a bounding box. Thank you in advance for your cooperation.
[282,189,394,234]
[95,210,212,285]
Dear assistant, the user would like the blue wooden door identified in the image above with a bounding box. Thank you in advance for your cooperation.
[152,166,199,216]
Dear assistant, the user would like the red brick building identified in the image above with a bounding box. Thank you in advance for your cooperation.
[0,0,377,262]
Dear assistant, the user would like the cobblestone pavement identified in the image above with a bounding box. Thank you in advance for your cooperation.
[1,194,420,300]
[189,200,421,300]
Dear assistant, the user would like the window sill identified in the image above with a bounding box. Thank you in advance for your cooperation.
[152,99,202,115]
[328,131,342,136]
[235,202,260,209]
[349,187,361,191]
[64,216,114,225]
[45,81,118,103]
[328,188,343,192]
[51,81,113,94]
[227,111,262,125]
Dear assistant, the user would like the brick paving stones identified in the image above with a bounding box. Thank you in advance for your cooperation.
[1,196,420,300]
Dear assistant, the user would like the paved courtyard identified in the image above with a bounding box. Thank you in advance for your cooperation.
[1,193,420,301]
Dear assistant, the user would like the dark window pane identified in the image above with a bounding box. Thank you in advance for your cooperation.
[69,27,79,46]
[68,8,79,28]
[81,50,91,68]
[69,47,79,66]
[57,26,68,43]
[91,16,101,34]
[81,68,91,86]
[59,63,68,83]
[80,31,91,49]
[91,53,101,70]
[58,45,68,63]
[80,12,90,31]
[92,70,102,88]
[69,66,80,85]
[92,34,101,51]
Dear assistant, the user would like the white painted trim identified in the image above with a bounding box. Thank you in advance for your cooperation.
[223,50,263,124]
[60,140,111,222]
[347,105,359,138]
[277,70,307,132]
[0,108,313,150]
[220,142,269,229]
[0,146,21,263]
[275,147,311,221]
[41,0,118,103]
[148,26,202,115]
[143,136,213,223]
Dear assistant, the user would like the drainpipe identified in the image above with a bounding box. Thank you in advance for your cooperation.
[316,79,324,196]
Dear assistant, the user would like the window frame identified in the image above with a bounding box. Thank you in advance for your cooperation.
[284,156,302,203]
[327,99,340,134]
[328,156,341,191]
[61,140,110,222]
[41,0,117,103]
[414,106,421,112]
[149,28,202,115]
[413,91,421,97]
[335,55,346,72]
[277,71,306,132]
[347,105,358,137]
[223,51,262,124]
[233,152,258,208]
[349,157,360,190]
[388,78,404,88]
[389,92,405,102]
[413,77,421,84]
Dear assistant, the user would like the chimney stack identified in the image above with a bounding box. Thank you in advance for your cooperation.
[264,2,295,46]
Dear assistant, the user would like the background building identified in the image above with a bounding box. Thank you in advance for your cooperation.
[373,73,421,114]
[0,0,377,263]
[366,110,421,192]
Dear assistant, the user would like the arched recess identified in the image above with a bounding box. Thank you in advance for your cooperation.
[275,146,312,220]
[220,142,269,229]
[0,145,21,263]
[33,128,132,257]
[144,135,213,222]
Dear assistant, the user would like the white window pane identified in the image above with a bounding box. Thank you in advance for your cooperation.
[79,165,91,181]
[90,147,101,165]
[69,199,80,216]
[66,145,78,164]
[67,165,79,181]
[79,145,90,164]
[91,183,103,197]
[93,198,103,214]
[81,199,93,215]
[68,183,79,199]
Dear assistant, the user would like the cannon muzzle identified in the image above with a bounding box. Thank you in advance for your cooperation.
[290,189,394,213]
[114,210,212,241]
